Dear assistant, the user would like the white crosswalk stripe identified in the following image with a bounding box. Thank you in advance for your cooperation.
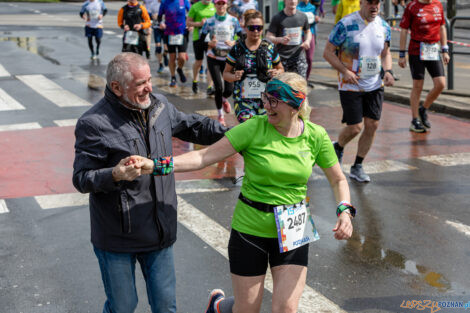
[0,87,25,111]
[446,220,470,237]
[343,160,417,175]
[0,64,10,77]
[0,122,41,132]
[53,119,77,127]
[0,199,9,214]
[16,74,92,107]
[418,152,470,167]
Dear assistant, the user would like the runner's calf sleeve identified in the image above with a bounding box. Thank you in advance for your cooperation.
[155,46,162,54]
[216,296,234,313]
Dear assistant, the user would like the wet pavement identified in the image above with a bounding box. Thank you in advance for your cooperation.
[1,2,470,313]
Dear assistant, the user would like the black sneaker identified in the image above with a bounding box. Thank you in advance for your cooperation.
[419,106,431,128]
[332,141,343,164]
[192,81,198,94]
[410,118,426,133]
[177,67,187,83]
[169,76,177,87]
[206,85,215,96]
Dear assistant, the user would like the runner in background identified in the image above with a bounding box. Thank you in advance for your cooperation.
[266,0,311,78]
[224,10,283,123]
[201,0,242,125]
[146,0,169,70]
[125,72,354,313]
[334,0,360,23]
[323,0,394,183]
[80,0,107,60]
[297,0,321,83]
[118,0,152,55]
[187,0,216,93]
[158,0,191,87]
[398,0,449,133]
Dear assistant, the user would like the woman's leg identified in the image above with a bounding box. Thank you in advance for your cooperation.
[271,265,307,313]
[231,274,265,313]
[207,57,223,110]
[306,34,315,79]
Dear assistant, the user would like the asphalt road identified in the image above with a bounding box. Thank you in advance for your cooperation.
[1,2,470,313]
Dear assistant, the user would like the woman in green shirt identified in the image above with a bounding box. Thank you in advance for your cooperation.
[127,72,354,313]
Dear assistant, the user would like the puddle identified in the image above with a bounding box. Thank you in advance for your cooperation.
[0,36,60,65]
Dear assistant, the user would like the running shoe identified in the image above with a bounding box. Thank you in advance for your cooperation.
[177,67,187,83]
[206,86,215,96]
[90,53,95,60]
[169,76,177,88]
[199,65,204,75]
[409,118,426,133]
[349,164,370,183]
[192,81,198,94]
[419,105,431,128]
[222,98,231,114]
[205,289,225,313]
[145,50,150,60]
[332,141,343,164]
[157,63,164,74]
[307,82,315,88]
[218,115,226,126]
[163,54,169,66]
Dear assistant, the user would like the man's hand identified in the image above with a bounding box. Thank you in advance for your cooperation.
[112,157,144,182]
[333,212,353,240]
[208,38,217,49]
[123,24,130,32]
[133,23,142,31]
[267,68,281,78]
[200,18,206,27]
[159,22,166,30]
[301,41,310,50]
[278,36,290,45]
[383,71,395,87]
[225,40,236,47]
[442,52,450,65]
[342,69,360,85]
[125,155,154,174]
[398,56,406,68]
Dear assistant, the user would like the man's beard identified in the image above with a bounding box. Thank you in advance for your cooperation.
[123,94,151,110]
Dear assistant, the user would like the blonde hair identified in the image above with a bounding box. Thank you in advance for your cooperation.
[274,72,311,120]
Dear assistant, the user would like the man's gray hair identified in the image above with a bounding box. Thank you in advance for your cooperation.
[106,52,149,88]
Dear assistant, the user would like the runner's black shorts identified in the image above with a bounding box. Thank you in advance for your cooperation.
[408,54,445,80]
[164,32,189,53]
[339,87,384,125]
[193,38,208,60]
[228,229,309,276]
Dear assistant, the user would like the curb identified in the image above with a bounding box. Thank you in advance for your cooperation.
[309,80,470,119]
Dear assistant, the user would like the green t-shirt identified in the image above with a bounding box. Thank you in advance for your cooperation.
[225,115,338,238]
[188,1,216,41]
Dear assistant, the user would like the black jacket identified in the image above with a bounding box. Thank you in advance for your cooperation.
[72,87,227,252]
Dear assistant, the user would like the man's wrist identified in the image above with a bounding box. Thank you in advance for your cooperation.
[441,44,449,53]
[399,50,406,58]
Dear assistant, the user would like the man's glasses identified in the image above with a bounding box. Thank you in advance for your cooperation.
[247,25,263,32]
[261,92,281,109]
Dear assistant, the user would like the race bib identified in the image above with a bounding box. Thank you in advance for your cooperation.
[284,27,302,46]
[241,75,266,99]
[304,12,315,24]
[214,25,232,42]
[169,34,184,45]
[420,42,440,61]
[124,31,139,45]
[359,56,381,77]
[89,9,100,20]
[274,199,320,253]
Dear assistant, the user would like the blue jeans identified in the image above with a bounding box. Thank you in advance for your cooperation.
[93,245,177,313]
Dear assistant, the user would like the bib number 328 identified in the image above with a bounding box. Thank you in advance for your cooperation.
[274,200,320,253]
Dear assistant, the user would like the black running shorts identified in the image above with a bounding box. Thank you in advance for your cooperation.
[164,33,189,53]
[193,38,208,61]
[228,229,309,277]
[339,87,384,125]
[408,54,445,80]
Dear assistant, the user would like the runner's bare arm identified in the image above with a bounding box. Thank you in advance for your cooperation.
[398,28,408,68]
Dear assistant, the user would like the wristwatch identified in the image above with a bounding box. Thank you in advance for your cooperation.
[385,69,394,76]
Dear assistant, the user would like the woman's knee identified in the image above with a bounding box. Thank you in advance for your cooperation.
[272,300,298,313]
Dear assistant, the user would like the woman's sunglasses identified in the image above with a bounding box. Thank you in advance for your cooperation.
[247,25,263,32]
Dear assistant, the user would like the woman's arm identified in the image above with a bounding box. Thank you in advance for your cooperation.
[321,162,353,240]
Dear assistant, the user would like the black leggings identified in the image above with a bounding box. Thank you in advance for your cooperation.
[207,57,233,110]
[88,36,101,54]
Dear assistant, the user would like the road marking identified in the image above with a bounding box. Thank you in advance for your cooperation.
[445,220,470,237]
[178,187,230,194]
[177,196,345,313]
[0,88,25,111]
[0,64,10,77]
[0,199,9,214]
[54,119,77,127]
[35,193,88,210]
[418,152,470,167]
[0,122,41,132]
[343,160,417,174]
[16,75,91,107]
[103,30,116,35]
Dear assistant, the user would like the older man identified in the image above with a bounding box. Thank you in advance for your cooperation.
[323,0,394,182]
[72,52,227,313]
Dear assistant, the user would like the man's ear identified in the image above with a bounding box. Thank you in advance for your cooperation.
[110,81,123,97]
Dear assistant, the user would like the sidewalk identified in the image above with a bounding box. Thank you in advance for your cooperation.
[311,6,470,119]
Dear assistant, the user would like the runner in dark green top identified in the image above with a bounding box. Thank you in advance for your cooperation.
[128,72,355,313]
